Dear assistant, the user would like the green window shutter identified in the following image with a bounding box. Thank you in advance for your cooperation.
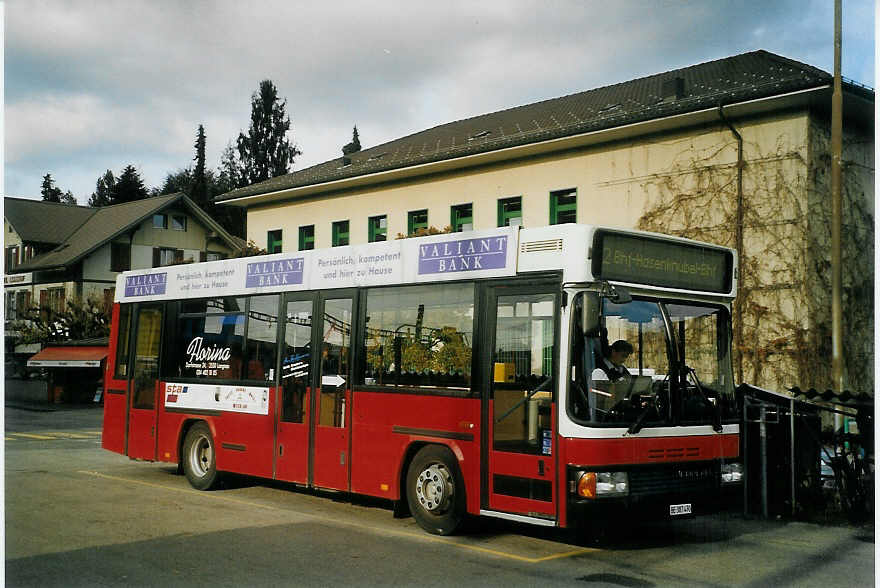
[368,215,387,242]
[451,203,473,232]
[497,196,522,227]
[332,221,349,247]
[407,210,428,235]
[299,225,315,250]
[267,229,283,253]
[550,189,577,225]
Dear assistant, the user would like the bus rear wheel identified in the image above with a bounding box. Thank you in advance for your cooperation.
[406,445,465,535]
[182,423,219,490]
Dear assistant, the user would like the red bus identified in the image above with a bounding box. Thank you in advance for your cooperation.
[102,224,742,535]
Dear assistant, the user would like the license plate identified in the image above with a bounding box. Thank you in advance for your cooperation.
[669,503,692,516]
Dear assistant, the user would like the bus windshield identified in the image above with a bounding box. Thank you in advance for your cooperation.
[569,293,736,429]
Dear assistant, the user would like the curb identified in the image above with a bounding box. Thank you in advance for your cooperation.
[5,402,56,413]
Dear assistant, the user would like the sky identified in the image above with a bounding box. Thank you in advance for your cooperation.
[3,0,875,204]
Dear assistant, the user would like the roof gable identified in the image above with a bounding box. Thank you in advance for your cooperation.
[217,50,871,203]
[14,193,240,272]
[4,198,97,244]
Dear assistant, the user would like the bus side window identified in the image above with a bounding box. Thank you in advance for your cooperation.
[246,295,280,382]
[281,300,312,423]
[114,305,132,379]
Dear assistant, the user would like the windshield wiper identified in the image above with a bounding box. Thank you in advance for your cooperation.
[684,365,722,433]
[626,404,654,435]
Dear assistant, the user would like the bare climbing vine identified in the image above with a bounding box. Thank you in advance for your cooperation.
[636,121,873,393]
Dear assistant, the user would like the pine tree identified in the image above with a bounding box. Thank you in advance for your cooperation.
[40,174,63,202]
[236,80,301,184]
[158,168,192,196]
[59,190,77,205]
[113,165,149,204]
[219,142,244,190]
[342,125,361,155]
[88,170,115,207]
[191,124,208,207]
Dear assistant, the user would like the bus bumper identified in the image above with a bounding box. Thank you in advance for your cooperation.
[567,484,742,528]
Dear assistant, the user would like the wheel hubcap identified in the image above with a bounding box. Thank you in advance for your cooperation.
[189,434,212,477]
[415,463,453,512]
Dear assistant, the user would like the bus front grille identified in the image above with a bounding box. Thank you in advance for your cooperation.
[628,462,719,496]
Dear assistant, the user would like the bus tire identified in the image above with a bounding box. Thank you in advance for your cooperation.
[182,422,219,490]
[406,445,465,535]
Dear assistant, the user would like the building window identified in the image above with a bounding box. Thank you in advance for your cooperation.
[5,292,15,321]
[171,215,187,231]
[408,210,428,235]
[153,247,183,267]
[111,242,131,272]
[206,251,226,262]
[497,196,523,227]
[368,215,387,243]
[267,229,283,254]
[15,290,32,320]
[299,225,315,251]
[22,245,35,263]
[550,188,577,224]
[5,245,19,272]
[451,203,473,232]
[153,214,168,229]
[332,221,349,247]
[42,287,66,315]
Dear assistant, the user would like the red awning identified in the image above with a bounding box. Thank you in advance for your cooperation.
[27,346,108,368]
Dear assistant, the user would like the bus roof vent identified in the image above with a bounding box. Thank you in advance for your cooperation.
[521,239,563,253]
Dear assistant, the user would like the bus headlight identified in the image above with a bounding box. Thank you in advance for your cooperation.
[721,462,743,484]
[574,471,629,498]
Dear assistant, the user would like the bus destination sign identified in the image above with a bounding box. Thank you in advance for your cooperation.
[592,230,733,294]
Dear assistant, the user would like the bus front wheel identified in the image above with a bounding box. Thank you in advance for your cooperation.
[182,423,219,490]
[406,445,465,535]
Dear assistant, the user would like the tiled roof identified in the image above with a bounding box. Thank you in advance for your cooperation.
[217,50,871,203]
[4,197,97,244]
[11,193,240,272]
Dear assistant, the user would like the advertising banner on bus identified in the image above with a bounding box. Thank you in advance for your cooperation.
[115,226,519,302]
[164,382,270,415]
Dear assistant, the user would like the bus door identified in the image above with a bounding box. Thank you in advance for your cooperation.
[102,304,130,455]
[276,293,313,484]
[311,292,355,491]
[127,303,164,460]
[484,286,558,519]
[276,291,355,490]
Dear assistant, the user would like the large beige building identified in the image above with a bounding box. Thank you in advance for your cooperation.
[217,51,875,394]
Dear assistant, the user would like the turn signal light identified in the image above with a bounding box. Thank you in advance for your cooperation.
[574,471,629,498]
[577,472,597,498]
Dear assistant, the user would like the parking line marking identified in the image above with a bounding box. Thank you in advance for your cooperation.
[11,433,57,440]
[77,471,279,510]
[77,470,596,563]
[44,432,94,439]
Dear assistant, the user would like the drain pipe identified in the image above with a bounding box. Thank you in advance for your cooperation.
[719,105,745,384]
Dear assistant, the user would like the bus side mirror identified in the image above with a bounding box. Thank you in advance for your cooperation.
[608,284,632,304]
[582,293,601,336]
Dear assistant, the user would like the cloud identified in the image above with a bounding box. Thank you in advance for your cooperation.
[4,0,874,203]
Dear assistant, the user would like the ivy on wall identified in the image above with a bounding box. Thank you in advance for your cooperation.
[636,122,873,393]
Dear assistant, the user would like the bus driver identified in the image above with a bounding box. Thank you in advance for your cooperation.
[599,339,633,381]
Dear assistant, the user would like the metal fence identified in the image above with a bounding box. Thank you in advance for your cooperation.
[738,384,873,524]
